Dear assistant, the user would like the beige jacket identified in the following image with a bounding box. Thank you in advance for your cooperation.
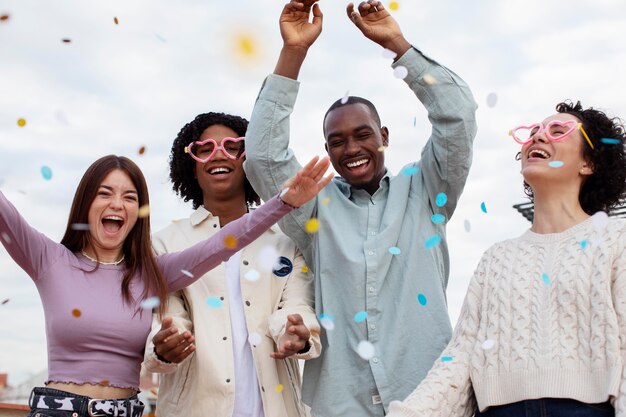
[143,206,321,417]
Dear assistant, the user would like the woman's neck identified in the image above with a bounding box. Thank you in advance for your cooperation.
[530,188,590,234]
[204,194,248,227]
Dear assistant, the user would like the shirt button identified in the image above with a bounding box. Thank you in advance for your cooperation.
[372,357,379,363]
[368,251,374,256]
[220,296,225,301]
[246,301,251,306]
[223,336,227,340]
[213,224,217,228]
[371,324,376,330]
[370,231,376,236]
[226,378,231,383]
[243,260,249,265]
[369,286,375,293]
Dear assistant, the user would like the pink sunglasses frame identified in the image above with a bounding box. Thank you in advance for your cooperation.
[509,120,595,149]
[184,137,246,163]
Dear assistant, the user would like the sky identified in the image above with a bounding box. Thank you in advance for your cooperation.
[1,0,625,386]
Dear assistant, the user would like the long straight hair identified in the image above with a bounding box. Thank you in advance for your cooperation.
[60,155,168,316]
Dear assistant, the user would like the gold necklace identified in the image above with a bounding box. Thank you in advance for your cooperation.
[81,250,125,266]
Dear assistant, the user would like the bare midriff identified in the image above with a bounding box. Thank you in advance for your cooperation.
[47,381,137,400]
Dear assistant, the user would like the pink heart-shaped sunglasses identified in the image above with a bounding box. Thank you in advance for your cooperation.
[184,137,246,163]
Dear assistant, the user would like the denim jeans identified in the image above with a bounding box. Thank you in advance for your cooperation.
[476,398,614,417]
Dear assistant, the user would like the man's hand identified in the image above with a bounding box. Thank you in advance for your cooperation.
[152,317,196,364]
[280,155,333,208]
[346,0,410,56]
[280,0,323,51]
[271,314,311,359]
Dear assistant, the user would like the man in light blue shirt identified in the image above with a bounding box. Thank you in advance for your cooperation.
[244,1,478,416]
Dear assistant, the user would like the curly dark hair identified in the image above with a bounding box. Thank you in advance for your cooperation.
[169,112,260,209]
[522,101,626,214]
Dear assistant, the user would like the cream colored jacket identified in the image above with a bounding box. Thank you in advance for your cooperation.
[143,206,321,417]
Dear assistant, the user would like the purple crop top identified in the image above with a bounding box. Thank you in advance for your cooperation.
[0,190,291,389]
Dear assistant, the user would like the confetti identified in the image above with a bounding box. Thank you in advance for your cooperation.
[541,272,551,285]
[548,161,564,168]
[388,1,399,11]
[1,232,11,244]
[0,14,9,22]
[424,235,441,249]
[275,384,284,393]
[341,91,350,104]
[464,219,471,232]
[321,197,330,206]
[154,33,167,43]
[480,202,488,213]
[591,211,608,229]
[62,38,72,43]
[244,269,261,282]
[259,246,280,271]
[319,313,335,331]
[417,293,428,306]
[441,356,453,362]
[206,297,223,309]
[413,116,417,127]
[248,332,262,346]
[235,33,257,57]
[223,234,238,249]
[138,146,146,155]
[138,204,150,218]
[423,74,437,85]
[179,269,194,279]
[435,193,447,207]
[600,138,621,145]
[1,299,9,305]
[140,296,160,309]
[382,48,397,60]
[486,93,498,108]
[401,166,419,176]
[72,308,82,318]
[431,214,445,224]
[301,265,309,273]
[482,339,495,350]
[388,246,401,255]
[377,145,388,152]
[113,17,119,25]
[357,340,375,360]
[579,240,588,250]
[17,118,26,127]
[71,223,90,231]
[354,311,368,323]
[41,166,53,181]
[305,218,320,233]
[393,66,408,79]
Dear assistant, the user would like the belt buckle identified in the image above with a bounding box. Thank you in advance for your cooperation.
[87,398,116,417]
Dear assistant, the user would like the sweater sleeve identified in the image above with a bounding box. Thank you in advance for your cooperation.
[611,223,626,417]
[387,253,488,417]
[158,194,292,292]
[0,190,65,280]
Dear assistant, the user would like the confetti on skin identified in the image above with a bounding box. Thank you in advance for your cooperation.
[248,332,262,346]
[206,297,223,309]
[113,17,119,25]
[401,166,419,176]
[140,296,160,309]
[321,197,330,206]
[417,293,427,306]
[541,273,551,285]
[580,240,588,250]
[72,309,82,318]
[138,146,146,155]
[354,311,368,323]
[0,14,9,22]
[388,1,399,11]
[423,74,437,85]
[357,341,375,360]
[1,232,12,244]
[441,356,453,362]
[480,202,488,213]
[62,38,71,43]
[223,235,238,249]
[305,218,320,233]
[600,138,621,145]
[393,66,408,79]
[388,246,401,255]
[301,265,309,273]
[275,384,284,393]
[41,166,53,181]
[138,204,150,218]
[591,211,608,229]
[377,146,388,152]
[341,91,350,104]
[486,93,498,108]
[71,223,90,231]
[244,269,261,282]
[548,161,564,168]
[319,314,335,331]
[431,214,445,224]
[1,299,9,305]
[464,219,471,232]
[482,339,495,350]
[382,48,397,60]
[17,118,26,127]
[435,193,447,207]
[424,235,441,249]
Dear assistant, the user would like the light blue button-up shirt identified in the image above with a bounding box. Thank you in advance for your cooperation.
[244,47,477,417]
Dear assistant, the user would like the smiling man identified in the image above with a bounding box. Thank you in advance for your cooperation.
[243,1,478,416]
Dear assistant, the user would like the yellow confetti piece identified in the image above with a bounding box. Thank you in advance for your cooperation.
[377,146,388,152]
[423,74,437,85]
[138,145,146,155]
[113,17,119,25]
[224,235,238,249]
[301,265,309,273]
[321,197,330,206]
[17,118,26,127]
[138,204,150,218]
[389,1,400,11]
[305,218,320,234]
[275,384,284,393]
[72,308,82,318]
[236,34,256,57]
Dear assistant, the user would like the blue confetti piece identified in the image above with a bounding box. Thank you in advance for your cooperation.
[424,235,442,249]
[354,311,368,323]
[435,193,447,207]
[541,273,551,285]
[600,138,621,145]
[580,240,588,250]
[431,214,445,224]
[401,166,419,176]
[441,356,453,362]
[388,246,401,255]
[41,166,53,180]
[417,293,428,306]
[548,161,564,168]
[206,297,223,308]
[480,202,488,213]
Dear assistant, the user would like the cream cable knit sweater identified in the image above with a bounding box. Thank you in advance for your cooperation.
[388,217,626,417]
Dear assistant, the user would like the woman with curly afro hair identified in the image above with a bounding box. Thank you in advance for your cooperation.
[388,101,626,417]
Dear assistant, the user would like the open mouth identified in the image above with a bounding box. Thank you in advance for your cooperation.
[208,167,233,175]
[345,158,370,170]
[528,149,550,159]
[102,216,124,233]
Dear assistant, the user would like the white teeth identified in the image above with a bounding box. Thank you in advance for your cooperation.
[210,167,230,174]
[529,149,550,159]
[103,216,123,221]
[346,159,368,168]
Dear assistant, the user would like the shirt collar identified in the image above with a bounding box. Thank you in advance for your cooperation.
[334,168,391,199]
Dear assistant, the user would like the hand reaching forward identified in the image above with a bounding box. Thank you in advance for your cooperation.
[280,0,323,50]
[280,156,333,208]
[271,314,311,359]
[347,0,410,56]
[152,317,196,364]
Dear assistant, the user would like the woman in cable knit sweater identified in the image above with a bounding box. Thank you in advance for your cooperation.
[388,101,626,417]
